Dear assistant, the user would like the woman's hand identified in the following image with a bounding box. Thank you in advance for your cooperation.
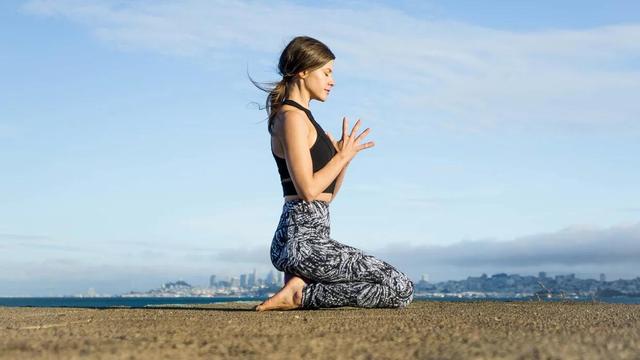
[325,131,344,153]
[325,117,375,163]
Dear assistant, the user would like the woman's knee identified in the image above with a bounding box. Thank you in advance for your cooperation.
[396,275,414,308]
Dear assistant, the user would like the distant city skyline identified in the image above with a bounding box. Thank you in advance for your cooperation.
[3,269,635,298]
[34,269,639,299]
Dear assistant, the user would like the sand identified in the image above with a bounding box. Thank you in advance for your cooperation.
[1,300,639,359]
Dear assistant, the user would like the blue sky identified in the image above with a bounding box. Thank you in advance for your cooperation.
[1,0,640,296]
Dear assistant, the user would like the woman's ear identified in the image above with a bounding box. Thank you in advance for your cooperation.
[297,69,309,79]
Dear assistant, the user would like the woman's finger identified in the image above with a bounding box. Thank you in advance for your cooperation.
[356,128,371,143]
[350,119,361,139]
[358,141,375,151]
[342,117,349,141]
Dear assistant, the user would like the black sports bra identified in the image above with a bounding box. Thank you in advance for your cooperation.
[271,99,338,196]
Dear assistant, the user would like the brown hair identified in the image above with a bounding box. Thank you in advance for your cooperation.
[249,36,335,135]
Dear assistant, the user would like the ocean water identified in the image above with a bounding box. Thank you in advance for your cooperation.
[1,296,639,308]
[0,297,258,308]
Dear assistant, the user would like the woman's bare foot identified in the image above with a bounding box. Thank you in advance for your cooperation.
[255,275,306,311]
[284,272,310,285]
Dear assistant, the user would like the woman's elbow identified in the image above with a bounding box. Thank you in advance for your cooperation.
[293,177,316,201]
[300,191,316,202]
[297,185,316,202]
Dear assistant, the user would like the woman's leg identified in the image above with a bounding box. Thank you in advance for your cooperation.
[286,235,414,309]
[284,271,310,285]
[271,199,413,309]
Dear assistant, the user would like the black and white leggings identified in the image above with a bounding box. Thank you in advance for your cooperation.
[270,199,414,309]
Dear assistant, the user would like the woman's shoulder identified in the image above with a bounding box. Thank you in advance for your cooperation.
[273,106,311,135]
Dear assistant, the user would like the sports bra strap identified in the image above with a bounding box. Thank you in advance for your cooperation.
[282,99,311,114]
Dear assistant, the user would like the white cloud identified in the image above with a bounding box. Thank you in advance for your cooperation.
[374,221,640,281]
[0,232,84,252]
[23,0,640,133]
[172,220,640,282]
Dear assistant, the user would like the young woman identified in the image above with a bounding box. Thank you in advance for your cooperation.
[250,36,414,310]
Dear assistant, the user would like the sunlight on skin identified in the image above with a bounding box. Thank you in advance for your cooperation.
[255,274,306,311]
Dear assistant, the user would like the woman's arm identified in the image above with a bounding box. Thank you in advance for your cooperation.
[329,160,350,202]
[324,129,355,203]
[281,111,350,202]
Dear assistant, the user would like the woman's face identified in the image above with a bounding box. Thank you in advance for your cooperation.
[301,60,335,102]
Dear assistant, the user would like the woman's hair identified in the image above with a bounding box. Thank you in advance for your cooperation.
[249,36,335,135]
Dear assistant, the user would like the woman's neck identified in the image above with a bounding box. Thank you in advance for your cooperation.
[286,85,311,109]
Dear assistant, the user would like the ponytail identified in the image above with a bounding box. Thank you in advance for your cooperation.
[266,78,289,134]
[247,75,290,135]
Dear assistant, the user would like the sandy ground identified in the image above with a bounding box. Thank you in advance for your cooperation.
[1,300,639,359]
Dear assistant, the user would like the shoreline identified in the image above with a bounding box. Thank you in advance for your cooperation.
[2,295,639,309]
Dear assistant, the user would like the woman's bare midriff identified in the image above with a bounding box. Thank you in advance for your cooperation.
[284,193,333,203]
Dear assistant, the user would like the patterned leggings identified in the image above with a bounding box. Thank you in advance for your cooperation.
[270,199,414,309]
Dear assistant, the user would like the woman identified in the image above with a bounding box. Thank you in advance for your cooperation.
[250,36,414,310]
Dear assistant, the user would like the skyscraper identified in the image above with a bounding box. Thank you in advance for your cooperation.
[265,270,275,286]
[240,274,247,289]
[248,269,256,288]
[209,275,216,288]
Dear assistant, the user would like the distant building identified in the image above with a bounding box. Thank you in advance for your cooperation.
[421,274,429,283]
[600,273,606,282]
[209,275,216,288]
[266,270,275,286]
[538,271,547,279]
[161,280,192,290]
[230,277,240,288]
[240,274,247,289]
[555,273,576,281]
[248,269,256,288]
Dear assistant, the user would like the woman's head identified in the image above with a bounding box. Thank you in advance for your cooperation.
[249,36,335,134]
